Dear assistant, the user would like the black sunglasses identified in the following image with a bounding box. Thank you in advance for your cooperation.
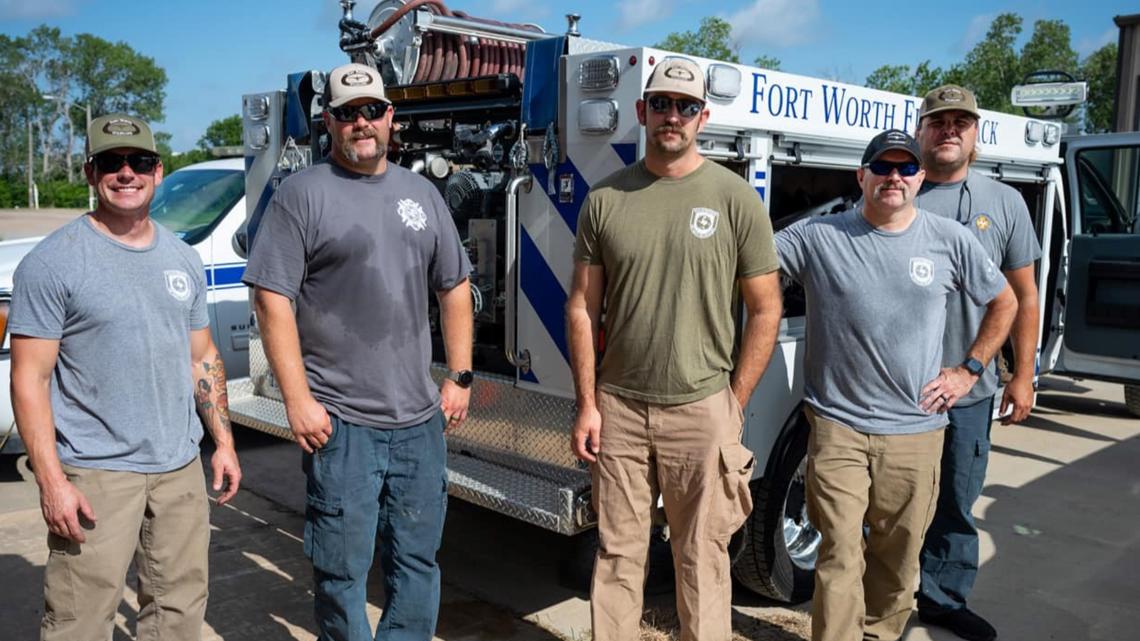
[327,101,391,123]
[866,160,921,177]
[90,152,161,175]
[646,94,705,119]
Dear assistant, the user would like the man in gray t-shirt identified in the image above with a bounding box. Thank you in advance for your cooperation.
[9,113,240,641]
[776,130,1016,641]
[912,85,1042,641]
[242,63,473,640]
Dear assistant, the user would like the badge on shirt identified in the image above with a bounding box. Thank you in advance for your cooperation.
[397,198,428,231]
[909,257,934,287]
[164,270,192,301]
[690,207,720,239]
[974,214,991,231]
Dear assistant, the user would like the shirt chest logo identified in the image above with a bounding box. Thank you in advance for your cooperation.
[396,198,428,231]
[909,257,934,287]
[974,214,991,231]
[689,207,720,239]
[164,270,192,301]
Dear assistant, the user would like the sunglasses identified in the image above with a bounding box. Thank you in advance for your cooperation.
[90,152,161,174]
[866,160,921,177]
[327,101,391,123]
[646,95,705,119]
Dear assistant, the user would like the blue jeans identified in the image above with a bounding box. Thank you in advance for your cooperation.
[303,412,448,641]
[917,396,994,613]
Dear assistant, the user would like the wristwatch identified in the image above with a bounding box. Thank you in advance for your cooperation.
[962,357,985,377]
[447,369,475,389]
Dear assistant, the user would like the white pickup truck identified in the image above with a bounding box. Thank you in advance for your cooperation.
[0,157,251,454]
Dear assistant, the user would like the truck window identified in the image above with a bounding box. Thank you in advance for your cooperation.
[1075,145,1140,235]
[151,169,245,246]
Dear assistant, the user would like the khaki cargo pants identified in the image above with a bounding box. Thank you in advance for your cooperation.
[591,386,755,641]
[805,408,944,641]
[41,457,211,641]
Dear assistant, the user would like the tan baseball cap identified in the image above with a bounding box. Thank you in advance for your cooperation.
[644,57,706,102]
[919,85,981,120]
[86,113,157,157]
[325,62,388,108]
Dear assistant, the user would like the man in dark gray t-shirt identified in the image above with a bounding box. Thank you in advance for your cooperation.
[242,62,473,641]
[776,130,1016,641]
[913,85,1042,641]
[10,113,240,641]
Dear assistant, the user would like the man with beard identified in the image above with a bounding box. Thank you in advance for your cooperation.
[912,86,1041,641]
[567,57,783,641]
[243,62,473,641]
[775,130,1016,641]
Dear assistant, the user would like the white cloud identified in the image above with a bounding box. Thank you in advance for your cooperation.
[729,0,821,48]
[0,0,81,20]
[618,0,671,31]
[956,13,994,54]
[1076,27,1116,57]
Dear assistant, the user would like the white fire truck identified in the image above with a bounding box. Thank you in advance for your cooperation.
[227,0,1140,602]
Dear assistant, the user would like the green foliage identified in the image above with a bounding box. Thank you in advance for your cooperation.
[37,179,89,208]
[865,61,947,96]
[753,55,782,71]
[1082,43,1118,133]
[197,115,243,150]
[0,175,25,208]
[657,17,740,63]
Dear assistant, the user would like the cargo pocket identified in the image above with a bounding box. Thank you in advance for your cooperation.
[303,495,347,578]
[42,537,79,623]
[712,442,756,539]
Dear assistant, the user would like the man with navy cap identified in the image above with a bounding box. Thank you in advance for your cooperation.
[776,129,1016,641]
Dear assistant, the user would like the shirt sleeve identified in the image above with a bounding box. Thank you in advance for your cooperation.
[241,189,308,299]
[775,218,812,283]
[8,254,67,339]
[187,251,209,330]
[735,191,779,278]
[1000,189,1042,271]
[428,188,472,291]
[955,229,1008,306]
[573,193,603,265]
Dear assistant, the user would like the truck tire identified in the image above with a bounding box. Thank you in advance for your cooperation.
[1126,385,1140,418]
[732,416,818,603]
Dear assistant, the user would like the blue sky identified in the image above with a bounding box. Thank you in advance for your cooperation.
[1,0,1132,151]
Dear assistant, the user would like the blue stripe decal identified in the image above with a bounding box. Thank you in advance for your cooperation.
[529,158,589,236]
[756,187,766,201]
[520,370,539,384]
[611,143,637,167]
[519,228,569,363]
[754,170,766,180]
[205,264,246,288]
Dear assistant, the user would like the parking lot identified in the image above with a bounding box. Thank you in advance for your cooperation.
[1,375,1137,640]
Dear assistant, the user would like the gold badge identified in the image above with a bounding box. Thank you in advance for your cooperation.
[975,214,991,231]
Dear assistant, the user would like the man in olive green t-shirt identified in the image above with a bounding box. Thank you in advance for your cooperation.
[566,57,783,641]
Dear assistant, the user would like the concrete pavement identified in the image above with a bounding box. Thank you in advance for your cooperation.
[0,376,1137,640]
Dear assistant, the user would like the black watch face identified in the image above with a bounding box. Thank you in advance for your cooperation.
[457,370,474,387]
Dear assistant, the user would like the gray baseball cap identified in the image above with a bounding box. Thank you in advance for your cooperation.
[325,63,388,108]
[86,114,157,157]
[644,57,706,102]
[919,84,981,120]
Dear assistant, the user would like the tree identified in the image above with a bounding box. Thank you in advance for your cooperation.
[753,55,781,71]
[657,16,740,63]
[1019,19,1078,81]
[198,115,242,150]
[1081,43,1118,133]
[866,61,947,97]
[957,13,1023,114]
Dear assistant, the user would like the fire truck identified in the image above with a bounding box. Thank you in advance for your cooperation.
[226,0,1140,602]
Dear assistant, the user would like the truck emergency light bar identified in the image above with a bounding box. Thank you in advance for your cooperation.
[1011,81,1089,107]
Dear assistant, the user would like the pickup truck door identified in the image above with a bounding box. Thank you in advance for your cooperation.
[1055,133,1140,383]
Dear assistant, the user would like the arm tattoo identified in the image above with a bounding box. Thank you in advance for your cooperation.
[194,354,232,436]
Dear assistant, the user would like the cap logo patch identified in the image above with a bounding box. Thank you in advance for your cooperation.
[103,119,141,136]
[938,88,965,103]
[342,70,374,87]
[886,131,907,144]
[664,66,695,82]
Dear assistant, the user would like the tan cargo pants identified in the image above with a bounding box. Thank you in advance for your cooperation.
[805,408,944,641]
[590,386,755,641]
[41,457,211,641]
